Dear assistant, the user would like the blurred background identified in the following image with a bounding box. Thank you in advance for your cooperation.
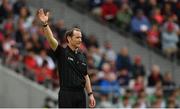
[0,0,179,108]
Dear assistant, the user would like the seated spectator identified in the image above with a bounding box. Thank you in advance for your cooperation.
[89,46,102,69]
[116,47,132,72]
[101,0,118,22]
[117,68,130,86]
[136,89,148,108]
[161,18,179,58]
[166,90,179,108]
[131,55,145,78]
[161,2,178,21]
[100,41,116,62]
[14,6,34,29]
[133,75,145,93]
[13,0,27,15]
[149,88,166,108]
[162,72,176,96]
[151,8,164,25]
[116,3,133,30]
[146,24,160,47]
[0,0,12,23]
[34,60,53,86]
[97,94,113,108]
[97,63,113,79]
[146,0,158,17]
[131,9,151,40]
[85,35,99,48]
[35,49,55,70]
[118,95,132,108]
[148,65,163,87]
[98,72,120,95]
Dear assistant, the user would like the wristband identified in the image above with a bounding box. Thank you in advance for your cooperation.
[88,92,93,96]
[42,21,48,27]
[43,23,48,27]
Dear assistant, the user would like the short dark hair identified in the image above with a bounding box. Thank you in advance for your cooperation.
[65,27,81,43]
[65,27,81,38]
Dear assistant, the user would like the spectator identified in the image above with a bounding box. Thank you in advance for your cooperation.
[116,3,132,30]
[117,68,130,86]
[97,94,113,108]
[85,35,99,48]
[150,88,166,108]
[131,55,146,78]
[131,9,151,40]
[148,65,163,87]
[151,8,164,25]
[116,47,132,72]
[35,49,55,70]
[98,72,120,95]
[14,6,34,29]
[161,2,177,21]
[133,75,145,93]
[13,0,26,15]
[97,62,114,81]
[0,0,12,23]
[161,18,179,58]
[89,46,102,68]
[146,24,160,48]
[34,60,53,86]
[100,41,116,62]
[101,0,118,22]
[118,95,132,108]
[146,0,158,17]
[136,89,148,108]
[162,72,176,96]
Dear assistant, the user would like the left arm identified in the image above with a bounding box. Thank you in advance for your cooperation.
[85,75,93,94]
[84,75,96,108]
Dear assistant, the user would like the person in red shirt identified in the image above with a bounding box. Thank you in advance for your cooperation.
[147,24,160,47]
[101,0,118,22]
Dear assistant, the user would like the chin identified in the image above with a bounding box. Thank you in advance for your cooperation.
[76,44,81,48]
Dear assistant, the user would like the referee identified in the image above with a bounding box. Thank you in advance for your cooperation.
[37,9,96,108]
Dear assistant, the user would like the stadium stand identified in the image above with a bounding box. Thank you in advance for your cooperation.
[0,0,179,108]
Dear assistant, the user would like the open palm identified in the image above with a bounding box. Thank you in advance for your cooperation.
[37,9,49,23]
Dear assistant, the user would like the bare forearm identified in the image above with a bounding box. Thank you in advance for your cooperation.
[85,75,93,93]
[43,25,58,51]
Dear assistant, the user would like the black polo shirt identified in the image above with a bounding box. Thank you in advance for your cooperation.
[54,44,87,89]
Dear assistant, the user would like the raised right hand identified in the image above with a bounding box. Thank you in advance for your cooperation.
[37,8,49,24]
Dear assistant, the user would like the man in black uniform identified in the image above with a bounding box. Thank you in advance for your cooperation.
[37,9,96,108]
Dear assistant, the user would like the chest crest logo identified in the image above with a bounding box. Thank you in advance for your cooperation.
[68,57,74,61]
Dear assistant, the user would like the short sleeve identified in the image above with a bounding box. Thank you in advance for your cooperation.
[54,44,64,59]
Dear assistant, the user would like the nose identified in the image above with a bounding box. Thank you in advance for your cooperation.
[79,38,82,42]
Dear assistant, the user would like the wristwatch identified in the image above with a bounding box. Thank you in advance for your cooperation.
[88,92,93,96]
[42,21,48,27]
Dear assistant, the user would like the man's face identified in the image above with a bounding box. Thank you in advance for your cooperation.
[68,30,82,48]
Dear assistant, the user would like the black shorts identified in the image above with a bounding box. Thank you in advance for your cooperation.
[58,87,86,108]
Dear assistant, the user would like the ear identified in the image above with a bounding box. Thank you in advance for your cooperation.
[67,36,71,43]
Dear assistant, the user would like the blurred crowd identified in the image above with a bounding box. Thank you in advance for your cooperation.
[68,0,180,59]
[0,0,180,108]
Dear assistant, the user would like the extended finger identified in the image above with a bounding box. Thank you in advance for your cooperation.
[38,8,44,15]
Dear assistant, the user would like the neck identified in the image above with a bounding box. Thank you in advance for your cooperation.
[67,44,78,51]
